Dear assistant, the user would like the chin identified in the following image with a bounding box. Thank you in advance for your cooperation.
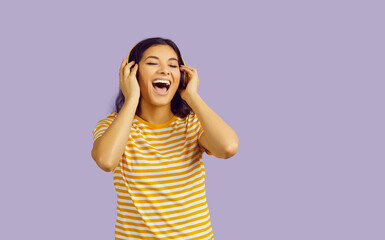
[149,97,173,107]
[144,89,178,107]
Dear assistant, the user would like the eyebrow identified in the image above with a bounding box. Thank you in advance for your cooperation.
[144,56,179,62]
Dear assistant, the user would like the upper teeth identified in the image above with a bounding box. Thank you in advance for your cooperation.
[153,79,170,85]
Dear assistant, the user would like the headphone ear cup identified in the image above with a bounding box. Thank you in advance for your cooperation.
[179,71,185,89]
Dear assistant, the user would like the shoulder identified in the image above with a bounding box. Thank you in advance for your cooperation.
[95,112,118,125]
[174,112,202,134]
[176,111,199,125]
[108,111,118,118]
[104,111,118,120]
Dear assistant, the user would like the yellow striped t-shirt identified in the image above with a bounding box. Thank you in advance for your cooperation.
[92,111,214,240]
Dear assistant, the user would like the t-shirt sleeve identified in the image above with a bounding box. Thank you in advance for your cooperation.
[92,112,118,145]
[193,113,213,156]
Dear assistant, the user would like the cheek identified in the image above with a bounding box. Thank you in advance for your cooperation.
[137,64,152,80]
[137,70,149,87]
[174,71,181,84]
[172,73,181,91]
[137,77,151,96]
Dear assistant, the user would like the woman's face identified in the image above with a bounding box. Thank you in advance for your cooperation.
[137,44,181,108]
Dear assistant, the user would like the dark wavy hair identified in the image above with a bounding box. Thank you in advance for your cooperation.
[114,37,192,118]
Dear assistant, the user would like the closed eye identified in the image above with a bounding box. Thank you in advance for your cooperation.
[146,63,178,68]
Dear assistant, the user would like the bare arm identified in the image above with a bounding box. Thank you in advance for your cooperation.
[180,65,239,159]
[91,99,138,171]
[186,93,239,159]
[91,58,140,172]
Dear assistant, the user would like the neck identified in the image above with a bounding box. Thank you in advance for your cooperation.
[137,100,174,124]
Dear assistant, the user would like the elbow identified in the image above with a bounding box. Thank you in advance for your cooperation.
[98,161,116,172]
[222,140,239,159]
[91,149,117,172]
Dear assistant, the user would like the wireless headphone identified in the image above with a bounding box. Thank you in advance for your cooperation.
[127,45,188,89]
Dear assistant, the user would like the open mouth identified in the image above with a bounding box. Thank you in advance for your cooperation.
[152,79,171,95]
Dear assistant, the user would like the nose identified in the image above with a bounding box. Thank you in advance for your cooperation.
[158,63,170,75]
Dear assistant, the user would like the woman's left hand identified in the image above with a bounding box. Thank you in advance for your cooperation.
[179,65,199,101]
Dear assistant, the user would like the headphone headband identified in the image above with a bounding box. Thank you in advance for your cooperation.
[127,44,185,65]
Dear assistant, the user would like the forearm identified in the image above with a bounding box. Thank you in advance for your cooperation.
[185,93,239,158]
[91,98,138,171]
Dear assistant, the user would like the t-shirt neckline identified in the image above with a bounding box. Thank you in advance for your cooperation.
[134,114,177,128]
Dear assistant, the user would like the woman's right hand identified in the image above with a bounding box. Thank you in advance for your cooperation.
[119,58,140,101]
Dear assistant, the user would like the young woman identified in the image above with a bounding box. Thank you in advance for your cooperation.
[91,37,239,240]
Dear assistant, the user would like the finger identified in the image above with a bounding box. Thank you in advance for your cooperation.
[125,61,135,69]
[121,59,135,70]
[180,67,193,74]
[122,61,135,76]
[180,65,196,71]
[120,58,130,69]
[125,60,135,68]
[120,58,130,74]
[120,58,126,74]
[129,64,138,76]
[181,67,196,76]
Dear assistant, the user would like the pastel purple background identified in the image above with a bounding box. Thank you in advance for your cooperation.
[1,0,384,239]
